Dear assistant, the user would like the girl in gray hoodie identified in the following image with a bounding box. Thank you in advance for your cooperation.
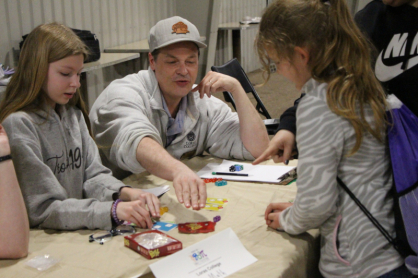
[0,23,160,231]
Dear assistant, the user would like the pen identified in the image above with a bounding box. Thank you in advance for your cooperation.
[212,172,249,177]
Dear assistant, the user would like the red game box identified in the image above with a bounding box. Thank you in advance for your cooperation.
[124,230,182,260]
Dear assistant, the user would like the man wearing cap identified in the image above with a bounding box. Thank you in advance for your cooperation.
[89,16,269,210]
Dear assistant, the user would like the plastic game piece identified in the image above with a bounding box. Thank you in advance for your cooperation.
[160,206,169,215]
[213,216,221,223]
[206,198,229,205]
[152,221,178,232]
[124,230,182,259]
[178,221,216,233]
[234,164,243,171]
[215,180,227,186]
[204,178,226,184]
[203,203,223,211]
[229,165,236,172]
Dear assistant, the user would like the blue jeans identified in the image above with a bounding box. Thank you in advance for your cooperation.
[378,265,417,278]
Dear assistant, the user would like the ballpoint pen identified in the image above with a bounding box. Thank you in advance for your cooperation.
[212,172,248,177]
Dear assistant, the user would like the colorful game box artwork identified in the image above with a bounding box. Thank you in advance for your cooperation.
[124,230,182,259]
[178,216,221,234]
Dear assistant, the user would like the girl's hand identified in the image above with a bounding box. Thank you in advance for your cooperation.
[120,187,160,218]
[253,130,296,165]
[191,71,242,99]
[264,202,293,229]
[116,200,154,229]
[0,125,11,157]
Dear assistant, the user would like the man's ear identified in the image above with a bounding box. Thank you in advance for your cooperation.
[294,46,310,66]
[148,52,156,71]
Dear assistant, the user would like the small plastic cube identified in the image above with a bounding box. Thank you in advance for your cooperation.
[160,206,169,215]
[234,164,243,171]
[215,180,227,186]
[229,165,236,172]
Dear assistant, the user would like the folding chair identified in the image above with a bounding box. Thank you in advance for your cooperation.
[211,58,279,135]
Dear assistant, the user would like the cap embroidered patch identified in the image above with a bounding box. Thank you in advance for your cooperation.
[172,22,189,34]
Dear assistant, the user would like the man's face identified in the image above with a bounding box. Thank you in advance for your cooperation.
[149,41,199,103]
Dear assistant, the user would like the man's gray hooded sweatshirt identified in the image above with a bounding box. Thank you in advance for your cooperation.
[89,67,254,179]
[2,105,124,230]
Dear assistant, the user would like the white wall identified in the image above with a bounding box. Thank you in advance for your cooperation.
[0,0,176,108]
[0,0,276,107]
[216,0,266,72]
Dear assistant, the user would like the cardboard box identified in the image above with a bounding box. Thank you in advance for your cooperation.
[124,230,182,259]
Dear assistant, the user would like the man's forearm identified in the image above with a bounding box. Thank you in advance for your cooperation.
[135,137,207,209]
[232,89,269,158]
[135,137,190,180]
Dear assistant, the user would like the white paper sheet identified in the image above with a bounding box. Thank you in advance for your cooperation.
[196,160,295,184]
[142,185,170,198]
[150,228,257,278]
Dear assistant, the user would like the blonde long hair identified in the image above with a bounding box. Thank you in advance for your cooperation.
[256,0,388,155]
[0,22,91,132]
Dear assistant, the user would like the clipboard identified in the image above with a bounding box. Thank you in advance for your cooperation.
[197,160,296,184]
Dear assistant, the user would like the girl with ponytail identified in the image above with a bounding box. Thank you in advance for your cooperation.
[257,0,406,277]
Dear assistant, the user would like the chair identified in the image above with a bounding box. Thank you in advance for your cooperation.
[211,58,279,135]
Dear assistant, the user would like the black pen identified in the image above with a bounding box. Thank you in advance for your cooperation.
[212,172,249,177]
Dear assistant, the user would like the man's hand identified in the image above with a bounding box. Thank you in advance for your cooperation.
[191,71,243,99]
[116,200,154,228]
[119,187,160,217]
[136,137,208,211]
[172,168,207,210]
[253,130,296,165]
[264,202,293,229]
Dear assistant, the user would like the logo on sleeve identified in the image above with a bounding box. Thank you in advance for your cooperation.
[375,32,418,82]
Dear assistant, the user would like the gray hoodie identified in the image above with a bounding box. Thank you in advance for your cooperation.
[89,67,253,179]
[2,105,124,230]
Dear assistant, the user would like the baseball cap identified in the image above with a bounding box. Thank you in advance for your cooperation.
[148,16,207,52]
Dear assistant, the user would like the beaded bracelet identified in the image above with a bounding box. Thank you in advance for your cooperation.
[0,154,12,163]
[111,199,124,226]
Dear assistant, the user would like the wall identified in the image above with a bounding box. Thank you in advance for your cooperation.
[215,0,266,73]
[175,0,214,80]
[0,0,175,108]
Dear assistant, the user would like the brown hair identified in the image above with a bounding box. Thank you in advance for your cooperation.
[0,22,91,133]
[256,0,388,155]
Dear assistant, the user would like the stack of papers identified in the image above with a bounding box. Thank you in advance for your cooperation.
[197,160,295,184]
